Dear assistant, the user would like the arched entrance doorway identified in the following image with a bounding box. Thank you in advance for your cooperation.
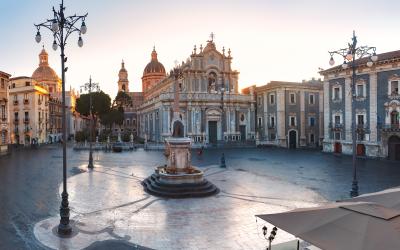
[288,130,297,149]
[357,144,366,156]
[388,135,400,161]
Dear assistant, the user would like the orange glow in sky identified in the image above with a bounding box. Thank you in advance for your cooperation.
[1,0,400,98]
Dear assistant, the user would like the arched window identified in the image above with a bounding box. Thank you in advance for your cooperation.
[122,84,126,91]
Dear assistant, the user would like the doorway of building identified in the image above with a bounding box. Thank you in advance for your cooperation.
[388,135,400,161]
[357,144,366,156]
[208,121,217,145]
[239,125,246,142]
[289,130,297,149]
[334,142,342,153]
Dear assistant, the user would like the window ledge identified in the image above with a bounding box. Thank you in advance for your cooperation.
[332,99,342,103]
[388,94,400,100]
[355,96,366,101]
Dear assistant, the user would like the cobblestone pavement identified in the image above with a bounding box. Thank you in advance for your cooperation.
[1,146,399,249]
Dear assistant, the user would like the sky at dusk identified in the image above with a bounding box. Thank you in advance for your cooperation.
[1,0,400,98]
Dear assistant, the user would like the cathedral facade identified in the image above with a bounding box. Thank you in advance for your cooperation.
[135,38,256,144]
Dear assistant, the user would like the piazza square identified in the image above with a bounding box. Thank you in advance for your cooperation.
[1,1,400,250]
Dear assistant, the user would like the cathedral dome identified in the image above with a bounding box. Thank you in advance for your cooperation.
[143,47,166,76]
[32,48,59,82]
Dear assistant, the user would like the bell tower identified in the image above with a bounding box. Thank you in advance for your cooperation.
[118,60,129,92]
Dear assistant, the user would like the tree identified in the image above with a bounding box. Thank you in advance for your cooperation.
[76,91,111,117]
[76,91,111,142]
[114,91,132,109]
[100,108,124,131]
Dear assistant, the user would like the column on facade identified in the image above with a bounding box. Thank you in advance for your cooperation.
[167,107,171,134]
[345,77,352,141]
[250,104,255,137]
[187,106,192,135]
[323,80,330,141]
[369,72,378,142]
[319,90,324,143]
[300,90,306,146]
[276,89,286,146]
[201,107,206,132]
[264,92,268,140]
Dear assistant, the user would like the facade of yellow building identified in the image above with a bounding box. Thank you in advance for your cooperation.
[8,77,49,145]
[0,71,11,154]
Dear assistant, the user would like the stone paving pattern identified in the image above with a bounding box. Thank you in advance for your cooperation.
[1,146,399,249]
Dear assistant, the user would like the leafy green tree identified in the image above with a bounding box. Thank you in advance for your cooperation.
[114,91,132,109]
[100,108,124,131]
[76,91,111,142]
[76,91,111,117]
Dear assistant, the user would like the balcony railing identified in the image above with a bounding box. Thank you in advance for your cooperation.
[1,117,6,122]
[23,99,29,105]
[268,125,275,129]
[13,100,18,105]
[382,124,400,131]
[14,118,19,123]
[24,127,30,133]
[23,118,30,124]
[329,123,343,130]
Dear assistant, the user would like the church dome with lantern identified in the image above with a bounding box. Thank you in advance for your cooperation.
[32,47,60,83]
[143,47,166,76]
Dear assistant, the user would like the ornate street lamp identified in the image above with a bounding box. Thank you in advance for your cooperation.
[262,225,278,250]
[328,31,377,198]
[80,76,100,169]
[34,0,88,235]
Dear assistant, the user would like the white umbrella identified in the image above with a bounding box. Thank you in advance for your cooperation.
[257,201,400,250]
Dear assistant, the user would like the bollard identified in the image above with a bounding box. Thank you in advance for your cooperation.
[220,153,226,168]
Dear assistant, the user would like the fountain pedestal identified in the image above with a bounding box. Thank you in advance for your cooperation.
[142,125,218,198]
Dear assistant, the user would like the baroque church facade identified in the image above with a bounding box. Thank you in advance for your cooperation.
[117,37,256,144]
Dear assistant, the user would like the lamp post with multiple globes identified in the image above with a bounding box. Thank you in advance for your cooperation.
[80,76,100,169]
[34,0,88,235]
[328,31,378,198]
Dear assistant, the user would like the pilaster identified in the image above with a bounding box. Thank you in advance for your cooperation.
[300,90,306,146]
[345,77,352,141]
[369,72,377,142]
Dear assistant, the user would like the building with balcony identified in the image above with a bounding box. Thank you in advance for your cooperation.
[8,77,49,145]
[254,80,324,148]
[320,50,400,160]
[136,38,256,144]
[0,71,11,155]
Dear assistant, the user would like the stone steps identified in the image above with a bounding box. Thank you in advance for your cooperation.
[142,174,219,198]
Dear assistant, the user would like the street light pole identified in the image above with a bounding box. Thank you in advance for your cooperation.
[328,31,378,198]
[80,76,99,169]
[34,0,88,235]
[220,87,225,143]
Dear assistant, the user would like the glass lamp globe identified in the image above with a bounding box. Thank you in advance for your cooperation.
[35,31,41,43]
[329,57,335,66]
[52,41,58,51]
[78,37,83,47]
[80,21,87,34]
[371,53,378,62]
[346,52,353,61]
[342,62,348,69]
[52,20,59,32]
[367,61,373,67]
